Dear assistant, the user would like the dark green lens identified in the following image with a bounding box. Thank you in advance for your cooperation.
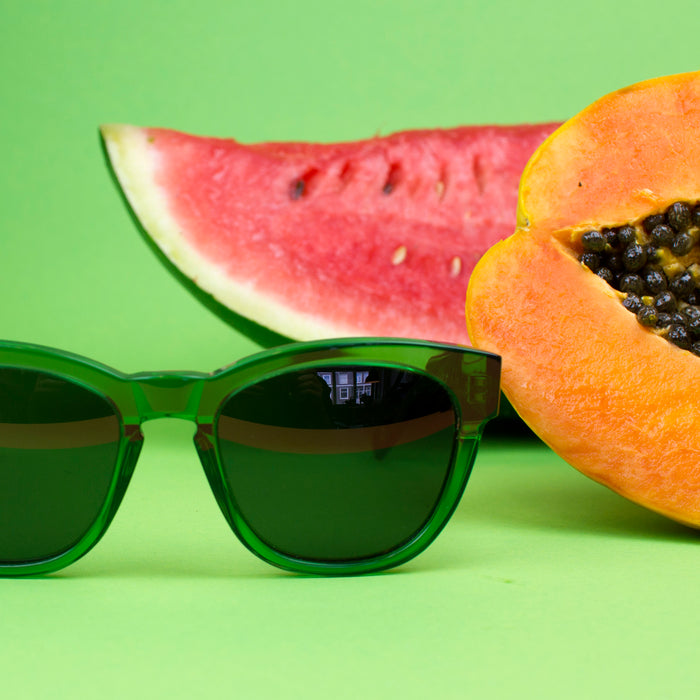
[0,368,121,564]
[215,366,456,562]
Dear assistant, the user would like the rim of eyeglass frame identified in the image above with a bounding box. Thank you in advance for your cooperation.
[0,337,501,577]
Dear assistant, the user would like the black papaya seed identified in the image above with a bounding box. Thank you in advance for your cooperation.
[644,269,668,294]
[606,253,623,272]
[687,290,700,306]
[581,252,601,271]
[581,230,607,252]
[619,273,644,295]
[669,271,695,299]
[670,311,687,325]
[692,205,700,228]
[596,267,614,285]
[654,291,677,313]
[681,305,700,321]
[656,312,672,328]
[687,316,700,338]
[637,306,658,327]
[667,202,692,232]
[642,214,665,235]
[623,244,647,272]
[623,294,643,314]
[645,245,660,264]
[617,225,638,246]
[650,224,675,248]
[668,324,692,350]
[672,233,695,257]
[603,229,619,249]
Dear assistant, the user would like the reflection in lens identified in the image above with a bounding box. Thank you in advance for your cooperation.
[0,368,121,564]
[215,366,456,562]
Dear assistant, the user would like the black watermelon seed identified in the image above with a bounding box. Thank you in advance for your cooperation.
[669,271,695,299]
[642,214,665,234]
[692,342,700,357]
[581,230,607,252]
[672,233,694,256]
[596,267,614,285]
[290,180,305,199]
[644,269,668,294]
[687,290,700,306]
[637,306,658,327]
[617,225,638,246]
[619,273,644,295]
[654,291,677,313]
[650,224,675,248]
[623,244,647,271]
[668,324,692,350]
[623,294,643,314]
[667,202,692,232]
[581,252,601,271]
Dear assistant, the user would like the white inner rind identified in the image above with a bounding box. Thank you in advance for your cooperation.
[101,124,359,341]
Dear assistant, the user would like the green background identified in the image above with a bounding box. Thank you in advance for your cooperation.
[2,1,699,697]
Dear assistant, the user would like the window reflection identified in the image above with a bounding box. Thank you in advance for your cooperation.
[316,369,377,405]
[221,365,453,431]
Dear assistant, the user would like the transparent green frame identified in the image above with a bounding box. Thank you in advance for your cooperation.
[0,337,500,577]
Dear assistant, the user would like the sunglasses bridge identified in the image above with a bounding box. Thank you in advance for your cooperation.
[127,370,210,423]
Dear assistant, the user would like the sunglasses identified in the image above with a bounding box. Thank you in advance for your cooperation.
[0,337,500,576]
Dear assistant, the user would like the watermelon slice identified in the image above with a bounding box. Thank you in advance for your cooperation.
[101,123,557,345]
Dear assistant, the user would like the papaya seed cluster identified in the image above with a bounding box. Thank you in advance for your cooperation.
[579,200,700,356]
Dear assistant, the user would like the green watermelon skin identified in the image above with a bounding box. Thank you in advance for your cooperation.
[102,122,558,345]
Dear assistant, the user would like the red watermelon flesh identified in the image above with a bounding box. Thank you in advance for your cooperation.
[101,123,558,345]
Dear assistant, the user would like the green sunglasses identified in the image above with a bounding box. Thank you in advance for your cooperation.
[0,337,500,576]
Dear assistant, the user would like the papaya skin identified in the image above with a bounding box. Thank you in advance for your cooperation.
[466,71,700,526]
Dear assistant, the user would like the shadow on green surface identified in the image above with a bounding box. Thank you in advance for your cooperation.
[483,409,538,440]
[43,555,427,581]
[466,439,700,543]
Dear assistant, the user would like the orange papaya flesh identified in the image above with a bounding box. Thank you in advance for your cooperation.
[516,72,700,233]
[466,71,700,526]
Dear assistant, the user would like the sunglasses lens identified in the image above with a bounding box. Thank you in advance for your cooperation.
[215,366,457,562]
[0,368,121,564]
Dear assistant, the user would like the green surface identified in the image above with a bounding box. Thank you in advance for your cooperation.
[1,1,699,697]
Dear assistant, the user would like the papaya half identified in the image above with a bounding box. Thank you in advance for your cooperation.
[466,71,700,526]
